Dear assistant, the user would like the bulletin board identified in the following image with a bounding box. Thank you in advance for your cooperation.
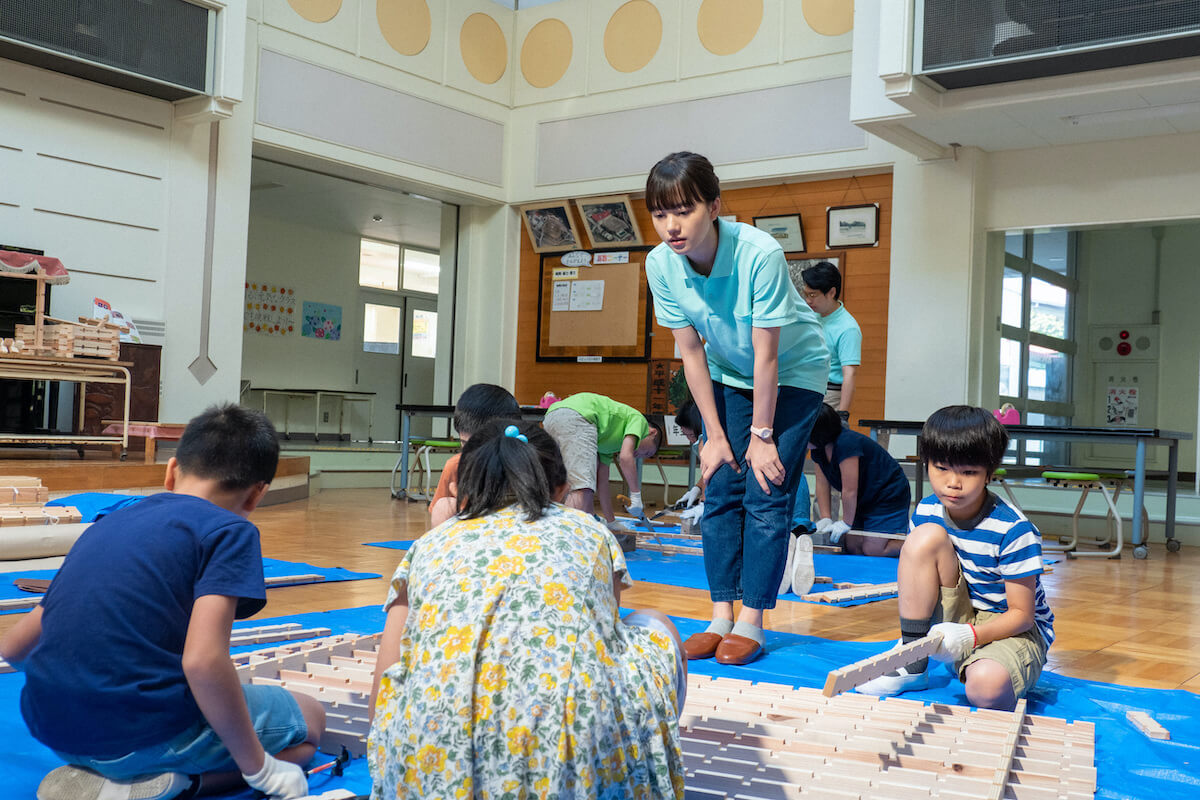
[536,248,652,361]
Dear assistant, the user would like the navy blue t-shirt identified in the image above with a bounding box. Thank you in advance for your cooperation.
[21,493,267,757]
[811,429,911,530]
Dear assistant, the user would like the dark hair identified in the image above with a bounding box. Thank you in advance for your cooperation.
[801,261,842,300]
[808,403,845,448]
[645,151,721,213]
[675,397,702,436]
[176,404,279,490]
[453,383,520,438]
[917,405,1009,475]
[644,413,666,455]
[457,420,567,521]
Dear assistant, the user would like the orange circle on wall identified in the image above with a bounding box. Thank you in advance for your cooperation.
[604,1,662,73]
[697,0,762,56]
[803,0,854,36]
[288,0,342,23]
[377,0,431,56]
[460,12,508,84]
[521,18,573,88]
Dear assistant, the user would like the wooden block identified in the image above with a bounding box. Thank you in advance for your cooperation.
[823,634,943,697]
[263,573,327,587]
[1126,710,1170,740]
[0,596,40,611]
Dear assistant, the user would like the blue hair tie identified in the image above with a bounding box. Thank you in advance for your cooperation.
[504,425,528,443]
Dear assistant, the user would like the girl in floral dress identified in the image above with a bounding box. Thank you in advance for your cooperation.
[367,420,687,799]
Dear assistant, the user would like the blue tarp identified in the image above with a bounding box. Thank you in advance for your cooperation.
[364,539,899,606]
[0,558,379,615]
[1,604,1195,799]
[44,492,147,522]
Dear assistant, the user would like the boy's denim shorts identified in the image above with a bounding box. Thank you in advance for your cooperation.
[54,685,308,780]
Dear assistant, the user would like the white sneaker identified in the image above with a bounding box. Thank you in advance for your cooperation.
[778,532,798,595]
[790,534,815,596]
[37,765,195,800]
[855,661,931,697]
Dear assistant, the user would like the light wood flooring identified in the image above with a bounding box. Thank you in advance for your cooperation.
[4,487,1199,694]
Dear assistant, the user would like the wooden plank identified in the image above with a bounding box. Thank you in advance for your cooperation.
[985,698,1026,800]
[822,634,943,697]
[1126,709,1170,740]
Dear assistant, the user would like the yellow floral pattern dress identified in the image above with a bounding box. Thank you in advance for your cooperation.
[368,504,685,799]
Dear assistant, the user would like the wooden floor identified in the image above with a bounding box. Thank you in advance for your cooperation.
[4,487,1199,694]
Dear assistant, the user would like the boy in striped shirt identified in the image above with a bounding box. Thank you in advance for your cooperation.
[857,406,1053,710]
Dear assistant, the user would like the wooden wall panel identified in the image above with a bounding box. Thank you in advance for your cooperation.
[514,174,893,432]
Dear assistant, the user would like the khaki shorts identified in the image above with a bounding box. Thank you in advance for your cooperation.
[939,574,1048,699]
[543,407,597,493]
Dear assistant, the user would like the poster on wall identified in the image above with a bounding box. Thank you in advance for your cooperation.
[244,283,295,336]
[1106,385,1139,425]
[302,301,342,341]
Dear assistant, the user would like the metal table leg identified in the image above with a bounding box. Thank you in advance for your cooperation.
[1132,439,1147,559]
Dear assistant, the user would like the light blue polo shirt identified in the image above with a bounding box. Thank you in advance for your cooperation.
[645,217,829,393]
[822,303,862,384]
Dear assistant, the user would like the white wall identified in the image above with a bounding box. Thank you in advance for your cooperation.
[0,54,251,422]
[241,215,361,394]
[1074,223,1200,470]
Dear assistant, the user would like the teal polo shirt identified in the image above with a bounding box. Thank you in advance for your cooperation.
[645,218,829,393]
[822,303,862,384]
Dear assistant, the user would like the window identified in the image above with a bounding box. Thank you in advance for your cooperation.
[998,230,1078,465]
[411,309,437,358]
[359,239,399,290]
[363,303,400,354]
[402,248,440,294]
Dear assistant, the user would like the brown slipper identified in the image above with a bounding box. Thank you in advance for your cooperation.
[714,633,763,665]
[682,631,724,660]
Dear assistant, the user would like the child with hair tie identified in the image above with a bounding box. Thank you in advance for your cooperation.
[368,420,687,798]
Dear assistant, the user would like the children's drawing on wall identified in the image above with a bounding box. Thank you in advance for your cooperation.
[244,283,295,335]
[302,301,342,341]
[1106,385,1139,425]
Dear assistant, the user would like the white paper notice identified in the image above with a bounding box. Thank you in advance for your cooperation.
[552,281,571,311]
[569,280,605,311]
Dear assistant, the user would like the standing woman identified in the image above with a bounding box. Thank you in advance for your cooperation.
[644,152,829,665]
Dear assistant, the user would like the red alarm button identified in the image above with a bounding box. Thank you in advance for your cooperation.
[1117,342,1132,356]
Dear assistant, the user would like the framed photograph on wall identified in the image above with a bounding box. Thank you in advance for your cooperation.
[826,204,879,248]
[520,201,583,253]
[786,251,846,300]
[575,195,643,249]
[753,214,805,252]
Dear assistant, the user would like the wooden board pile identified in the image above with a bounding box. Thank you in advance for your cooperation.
[231,633,1097,798]
[682,674,1096,799]
[0,476,81,526]
[12,318,119,360]
[235,631,383,757]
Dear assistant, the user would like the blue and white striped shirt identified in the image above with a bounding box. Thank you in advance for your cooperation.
[911,492,1055,648]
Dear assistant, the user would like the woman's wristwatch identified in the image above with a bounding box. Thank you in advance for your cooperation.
[750,425,773,441]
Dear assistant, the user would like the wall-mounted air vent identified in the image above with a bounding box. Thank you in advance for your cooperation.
[918,1,1200,90]
[0,0,213,101]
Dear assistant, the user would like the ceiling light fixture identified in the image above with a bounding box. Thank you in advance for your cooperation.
[1063,101,1200,126]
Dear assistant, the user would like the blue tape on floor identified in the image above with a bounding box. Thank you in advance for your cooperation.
[0,560,379,615]
[2,604,1195,799]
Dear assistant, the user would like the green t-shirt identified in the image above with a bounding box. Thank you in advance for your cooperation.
[549,393,649,465]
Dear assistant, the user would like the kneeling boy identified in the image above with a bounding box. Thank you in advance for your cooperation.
[857,405,1054,711]
[0,404,325,800]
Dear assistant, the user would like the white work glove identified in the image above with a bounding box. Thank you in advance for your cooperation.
[242,753,308,800]
[814,517,834,534]
[606,517,630,533]
[829,520,852,544]
[680,501,704,523]
[624,491,645,521]
[677,485,702,510]
[929,622,977,664]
